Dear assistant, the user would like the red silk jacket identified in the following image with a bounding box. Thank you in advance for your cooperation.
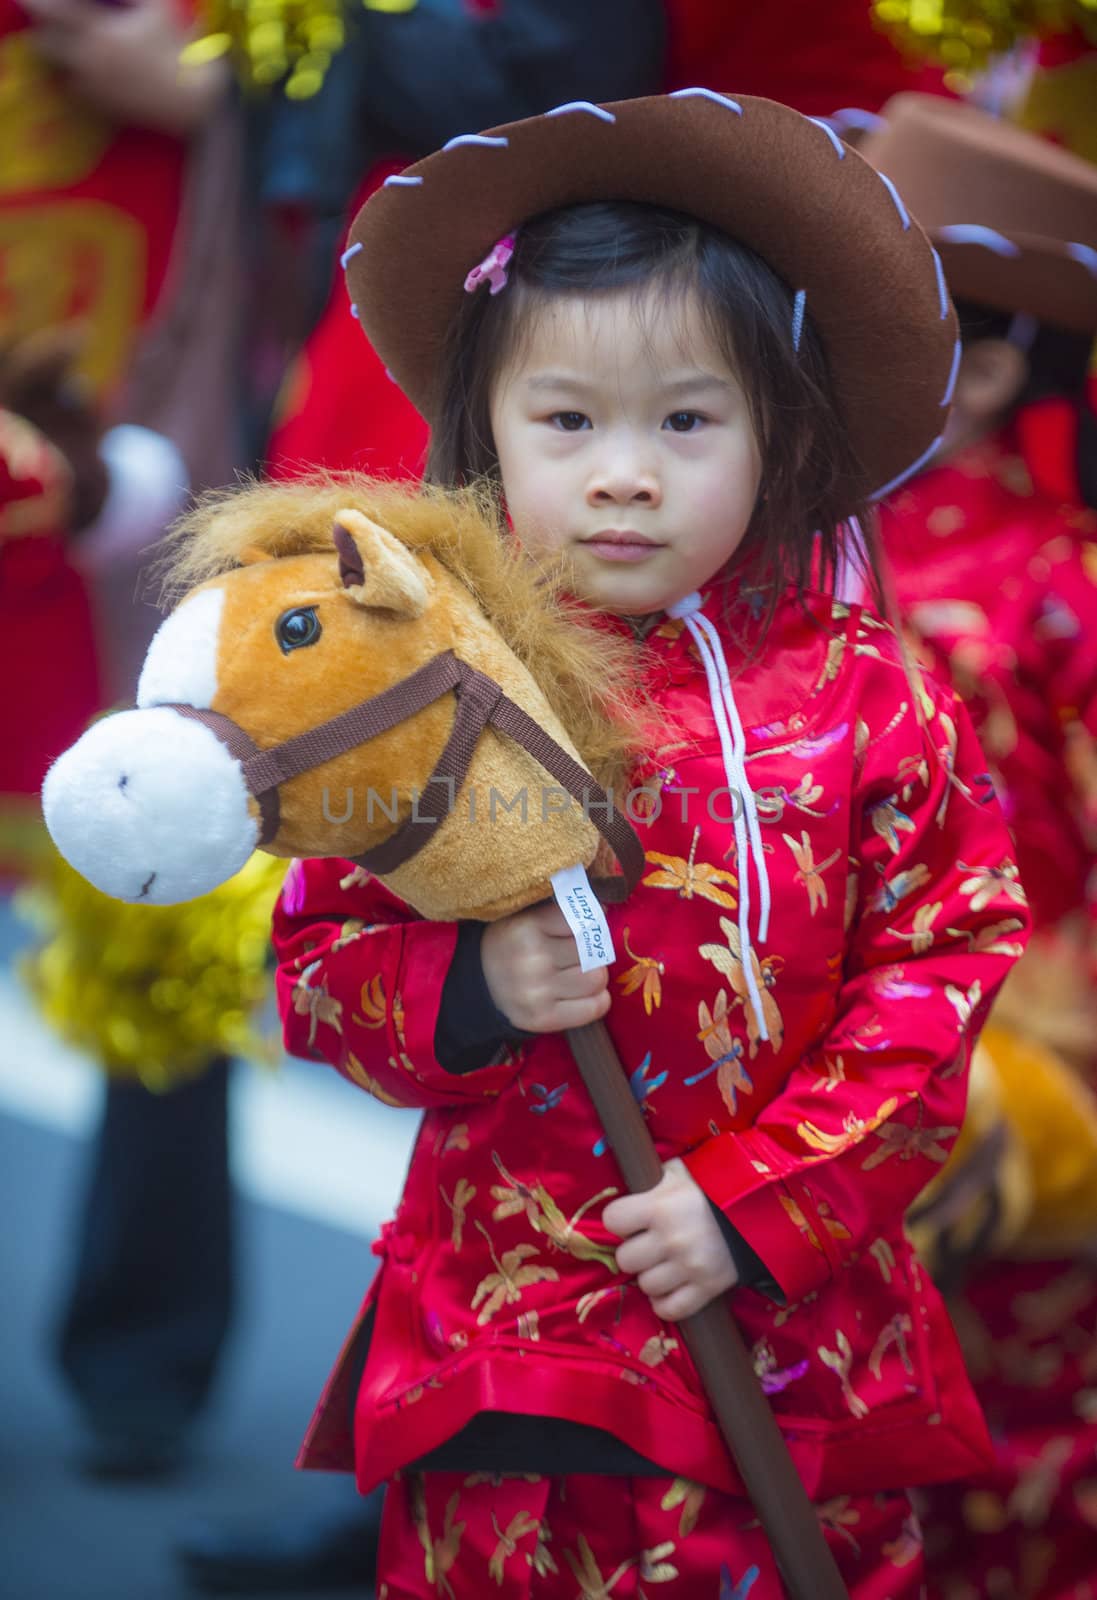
[274,582,1029,1501]
[881,431,1097,939]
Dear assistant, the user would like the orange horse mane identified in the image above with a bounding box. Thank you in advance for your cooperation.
[158,471,646,785]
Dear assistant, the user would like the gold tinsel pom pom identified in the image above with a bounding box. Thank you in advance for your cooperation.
[17,851,288,1091]
[873,0,1097,84]
[183,0,417,99]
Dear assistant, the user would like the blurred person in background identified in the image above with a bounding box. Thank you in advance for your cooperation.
[0,331,104,879]
[857,95,1097,1599]
[2,0,251,1483]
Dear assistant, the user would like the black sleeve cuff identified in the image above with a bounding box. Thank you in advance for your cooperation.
[434,921,533,1076]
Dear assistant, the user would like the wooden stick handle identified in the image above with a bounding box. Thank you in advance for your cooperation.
[566,1019,848,1600]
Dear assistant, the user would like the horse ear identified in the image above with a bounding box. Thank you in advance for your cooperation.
[332,509,430,618]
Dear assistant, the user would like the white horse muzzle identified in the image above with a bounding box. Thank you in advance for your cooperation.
[41,707,259,904]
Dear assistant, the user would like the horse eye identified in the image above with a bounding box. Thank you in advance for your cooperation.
[276,607,321,653]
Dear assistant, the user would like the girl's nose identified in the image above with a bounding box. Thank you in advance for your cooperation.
[587,448,662,508]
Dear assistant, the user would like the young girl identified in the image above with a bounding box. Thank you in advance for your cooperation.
[273,93,1030,1597]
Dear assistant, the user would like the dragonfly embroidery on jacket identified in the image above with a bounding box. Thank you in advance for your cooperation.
[351,972,386,1028]
[698,919,785,1056]
[783,830,842,914]
[778,1192,851,1253]
[488,1511,539,1584]
[797,1097,902,1160]
[944,977,984,1031]
[593,1055,666,1155]
[945,917,1026,956]
[816,1496,863,1555]
[527,1082,568,1115]
[886,901,943,954]
[343,1051,406,1107]
[490,1155,619,1271]
[862,1112,958,1170]
[868,1312,915,1380]
[957,858,1028,912]
[615,928,665,1014]
[719,1563,761,1599]
[869,796,918,855]
[470,1222,559,1326]
[753,1336,810,1396]
[685,992,754,1115]
[563,1534,638,1599]
[819,1329,869,1419]
[868,861,932,914]
[643,827,738,909]
[291,961,342,1046]
[755,772,834,822]
[440,1176,476,1251]
[661,1477,705,1537]
[412,1481,465,1600]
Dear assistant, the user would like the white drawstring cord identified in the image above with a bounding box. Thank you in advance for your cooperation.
[667,591,772,1040]
[683,604,772,940]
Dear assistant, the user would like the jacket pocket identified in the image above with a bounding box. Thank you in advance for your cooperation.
[731,1240,940,1441]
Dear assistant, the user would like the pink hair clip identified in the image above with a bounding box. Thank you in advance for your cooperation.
[464,234,516,296]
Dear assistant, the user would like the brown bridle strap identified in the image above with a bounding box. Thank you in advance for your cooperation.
[163,653,465,847]
[354,659,644,898]
[163,649,644,897]
[353,659,503,875]
[487,693,645,902]
[240,651,465,800]
[168,704,282,845]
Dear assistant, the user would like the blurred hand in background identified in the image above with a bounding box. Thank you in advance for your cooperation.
[0,327,107,531]
[19,0,227,134]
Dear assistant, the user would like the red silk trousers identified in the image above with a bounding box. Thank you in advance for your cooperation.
[377,1469,925,1599]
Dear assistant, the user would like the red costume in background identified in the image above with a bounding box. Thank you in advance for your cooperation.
[0,0,185,404]
[0,1,188,847]
[0,411,98,860]
[883,434,1097,937]
[662,0,946,113]
[883,434,1097,1599]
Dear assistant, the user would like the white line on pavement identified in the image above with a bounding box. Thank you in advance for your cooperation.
[0,970,419,1239]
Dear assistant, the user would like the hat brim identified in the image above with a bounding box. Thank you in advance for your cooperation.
[934,232,1097,335]
[347,93,958,499]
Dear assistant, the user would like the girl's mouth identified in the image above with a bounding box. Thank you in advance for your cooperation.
[583,532,665,563]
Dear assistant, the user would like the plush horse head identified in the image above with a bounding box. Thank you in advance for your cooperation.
[42,476,644,921]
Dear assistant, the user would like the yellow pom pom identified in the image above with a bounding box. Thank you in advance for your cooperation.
[189,0,417,94]
[17,851,288,1090]
[872,0,1097,86]
[980,1022,1097,1255]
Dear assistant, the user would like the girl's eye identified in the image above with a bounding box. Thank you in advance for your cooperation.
[664,411,704,433]
[276,607,322,654]
[550,411,590,432]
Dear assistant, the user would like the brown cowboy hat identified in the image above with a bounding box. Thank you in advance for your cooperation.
[345,91,958,500]
[858,93,1097,336]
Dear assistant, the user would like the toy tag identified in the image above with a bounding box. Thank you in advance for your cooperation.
[551,863,615,972]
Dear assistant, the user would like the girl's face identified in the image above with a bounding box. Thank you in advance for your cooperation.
[488,286,763,616]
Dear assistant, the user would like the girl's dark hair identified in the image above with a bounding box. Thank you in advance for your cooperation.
[425,202,880,630]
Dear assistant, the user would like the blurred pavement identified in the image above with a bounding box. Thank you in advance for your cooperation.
[0,896,418,1600]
